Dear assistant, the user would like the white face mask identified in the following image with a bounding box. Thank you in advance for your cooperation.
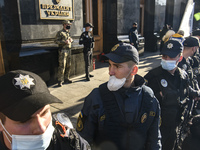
[107,75,126,91]
[89,28,93,32]
[107,66,134,91]
[161,59,177,71]
[0,119,54,150]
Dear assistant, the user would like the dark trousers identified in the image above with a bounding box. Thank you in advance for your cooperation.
[160,125,177,150]
[83,49,92,78]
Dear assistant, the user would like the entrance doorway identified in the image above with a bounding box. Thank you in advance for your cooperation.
[83,0,103,55]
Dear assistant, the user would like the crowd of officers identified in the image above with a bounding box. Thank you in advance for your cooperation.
[76,29,200,150]
[1,21,200,150]
[54,21,200,150]
[145,29,200,150]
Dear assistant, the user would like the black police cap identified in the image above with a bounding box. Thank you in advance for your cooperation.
[183,36,200,47]
[84,23,94,28]
[161,40,183,58]
[105,43,139,64]
[0,70,62,122]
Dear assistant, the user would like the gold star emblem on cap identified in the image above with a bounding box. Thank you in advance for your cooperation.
[167,43,173,49]
[14,74,35,89]
[111,44,119,51]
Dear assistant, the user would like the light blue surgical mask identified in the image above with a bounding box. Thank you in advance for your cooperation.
[161,59,177,71]
[89,28,93,32]
[0,119,54,150]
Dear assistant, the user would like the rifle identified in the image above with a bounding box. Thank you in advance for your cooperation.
[173,98,195,150]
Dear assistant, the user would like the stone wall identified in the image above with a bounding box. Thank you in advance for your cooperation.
[117,0,140,35]
[18,0,83,40]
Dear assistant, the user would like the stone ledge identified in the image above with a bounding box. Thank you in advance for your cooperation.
[20,39,83,57]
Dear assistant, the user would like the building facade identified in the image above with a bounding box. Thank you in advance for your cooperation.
[0,0,194,85]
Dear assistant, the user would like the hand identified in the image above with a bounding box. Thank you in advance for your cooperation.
[65,40,70,44]
[69,38,73,43]
[131,43,134,45]
[160,91,163,97]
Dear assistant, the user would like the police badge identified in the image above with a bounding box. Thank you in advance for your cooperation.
[161,79,168,87]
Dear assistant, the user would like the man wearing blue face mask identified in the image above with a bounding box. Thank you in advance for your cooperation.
[79,23,95,81]
[144,40,200,150]
[76,43,161,150]
[0,70,90,150]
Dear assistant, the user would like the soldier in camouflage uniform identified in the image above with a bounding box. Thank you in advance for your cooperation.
[55,20,73,87]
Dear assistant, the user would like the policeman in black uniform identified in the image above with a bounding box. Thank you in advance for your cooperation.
[79,23,95,81]
[76,43,161,150]
[128,22,139,50]
[178,36,200,89]
[192,31,200,87]
[0,70,90,150]
[144,40,200,150]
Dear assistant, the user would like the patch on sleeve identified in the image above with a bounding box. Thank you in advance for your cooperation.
[100,114,106,121]
[149,111,155,117]
[141,113,148,124]
[76,111,84,132]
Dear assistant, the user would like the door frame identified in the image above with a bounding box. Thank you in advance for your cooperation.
[84,0,103,55]
[0,41,5,76]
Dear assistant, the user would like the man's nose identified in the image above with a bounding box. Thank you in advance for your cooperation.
[31,117,47,135]
[109,66,115,76]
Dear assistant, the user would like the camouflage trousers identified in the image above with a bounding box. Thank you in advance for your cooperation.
[57,49,71,82]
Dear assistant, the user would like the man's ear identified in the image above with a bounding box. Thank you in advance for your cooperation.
[131,65,138,75]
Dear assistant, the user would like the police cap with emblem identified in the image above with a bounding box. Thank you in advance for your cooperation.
[0,70,62,122]
[183,36,200,47]
[161,40,183,58]
[105,42,139,64]
[84,23,94,28]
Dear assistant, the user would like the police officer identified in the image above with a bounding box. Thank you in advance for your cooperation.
[128,22,139,50]
[79,23,95,81]
[0,70,90,150]
[76,43,161,150]
[178,36,200,89]
[192,31,200,86]
[55,20,73,87]
[182,114,200,150]
[144,40,200,150]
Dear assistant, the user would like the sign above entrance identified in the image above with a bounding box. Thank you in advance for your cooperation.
[39,0,74,20]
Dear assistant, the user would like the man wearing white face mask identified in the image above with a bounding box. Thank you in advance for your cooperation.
[0,70,90,150]
[144,40,200,150]
[79,23,95,81]
[76,43,161,150]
